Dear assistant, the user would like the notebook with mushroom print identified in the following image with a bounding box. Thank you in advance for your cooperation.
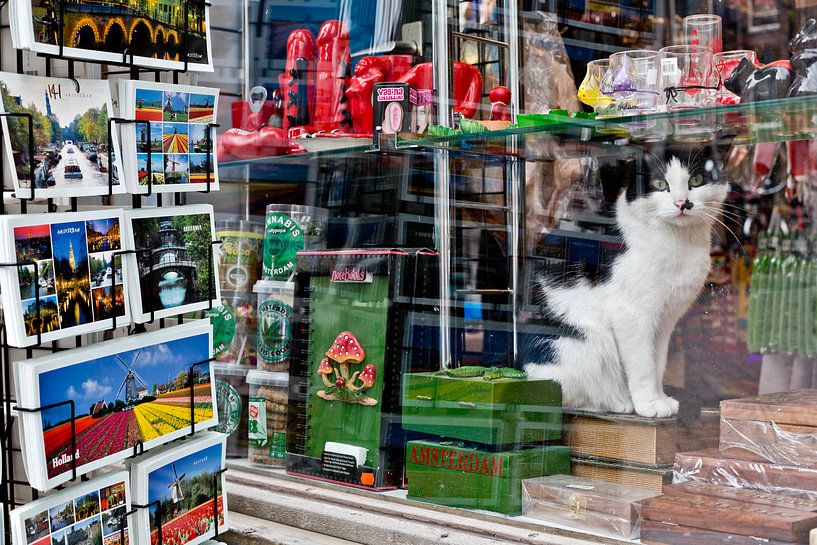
[288,249,440,490]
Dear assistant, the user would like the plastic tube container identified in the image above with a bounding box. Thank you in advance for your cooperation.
[254,280,294,372]
[216,219,264,291]
[262,204,328,281]
[215,290,258,367]
[214,363,250,459]
[247,369,289,467]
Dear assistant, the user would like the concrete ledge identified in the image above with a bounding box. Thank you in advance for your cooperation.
[223,513,357,545]
[225,462,631,545]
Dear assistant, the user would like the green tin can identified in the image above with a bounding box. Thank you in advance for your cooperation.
[262,204,328,281]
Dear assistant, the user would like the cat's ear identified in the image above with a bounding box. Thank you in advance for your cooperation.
[711,135,736,167]
[598,153,638,212]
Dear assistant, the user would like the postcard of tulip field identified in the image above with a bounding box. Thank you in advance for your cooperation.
[144,438,226,545]
[15,320,214,490]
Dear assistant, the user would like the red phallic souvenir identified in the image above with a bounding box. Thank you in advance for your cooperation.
[279,29,317,133]
[314,20,353,132]
[217,127,306,162]
[396,62,483,119]
[489,86,511,121]
[346,55,414,135]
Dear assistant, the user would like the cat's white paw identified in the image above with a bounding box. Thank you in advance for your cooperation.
[608,399,635,414]
[633,396,679,418]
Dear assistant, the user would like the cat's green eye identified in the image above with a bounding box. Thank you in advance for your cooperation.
[652,179,669,191]
[689,174,704,187]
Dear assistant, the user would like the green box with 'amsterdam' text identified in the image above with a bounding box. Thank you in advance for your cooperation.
[406,440,570,515]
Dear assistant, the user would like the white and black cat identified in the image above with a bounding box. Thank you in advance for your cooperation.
[525,144,729,418]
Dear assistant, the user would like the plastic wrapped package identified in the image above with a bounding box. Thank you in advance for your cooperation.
[673,448,817,499]
[216,290,258,367]
[642,490,817,544]
[719,390,817,468]
[522,475,660,540]
[720,417,817,468]
[214,363,250,459]
[520,12,580,114]
[247,369,289,466]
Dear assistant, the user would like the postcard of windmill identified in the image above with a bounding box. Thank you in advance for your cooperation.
[132,432,227,545]
[119,80,219,194]
[14,320,215,490]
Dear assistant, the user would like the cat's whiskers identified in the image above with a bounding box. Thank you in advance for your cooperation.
[697,207,746,254]
[697,201,744,223]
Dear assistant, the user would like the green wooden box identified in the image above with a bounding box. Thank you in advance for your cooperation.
[406,440,570,515]
[402,372,563,446]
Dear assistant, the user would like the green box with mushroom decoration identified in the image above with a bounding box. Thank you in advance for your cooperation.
[402,368,563,447]
[287,248,440,490]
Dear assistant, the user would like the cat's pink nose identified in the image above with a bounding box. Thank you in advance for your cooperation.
[676,199,694,211]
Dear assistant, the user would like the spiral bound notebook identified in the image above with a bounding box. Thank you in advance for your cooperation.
[287,248,439,490]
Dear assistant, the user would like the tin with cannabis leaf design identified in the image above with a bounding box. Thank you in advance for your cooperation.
[262,205,328,281]
[254,279,294,372]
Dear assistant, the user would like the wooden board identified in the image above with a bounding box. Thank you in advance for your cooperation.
[721,390,817,426]
[571,456,671,492]
[674,448,817,499]
[642,519,796,545]
[565,409,719,465]
[663,481,817,512]
[641,493,817,542]
[720,417,817,468]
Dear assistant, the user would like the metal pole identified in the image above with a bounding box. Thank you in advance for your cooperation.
[432,0,451,369]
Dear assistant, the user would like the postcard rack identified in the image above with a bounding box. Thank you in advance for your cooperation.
[0,1,226,542]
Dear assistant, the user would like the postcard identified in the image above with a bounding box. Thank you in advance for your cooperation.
[124,205,221,323]
[11,1,213,72]
[0,210,130,347]
[10,471,131,545]
[130,433,227,545]
[14,320,215,491]
[0,73,126,198]
[118,81,219,194]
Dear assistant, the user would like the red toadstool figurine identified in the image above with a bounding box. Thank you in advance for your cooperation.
[317,357,334,386]
[326,331,365,379]
[359,364,376,389]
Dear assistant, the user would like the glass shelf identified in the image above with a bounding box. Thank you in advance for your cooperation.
[403,95,817,160]
[218,95,817,174]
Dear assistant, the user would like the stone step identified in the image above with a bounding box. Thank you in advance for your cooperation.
[225,464,630,545]
[224,513,358,545]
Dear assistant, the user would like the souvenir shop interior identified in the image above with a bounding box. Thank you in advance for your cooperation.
[2,1,817,545]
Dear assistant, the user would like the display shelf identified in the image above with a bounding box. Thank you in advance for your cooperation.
[219,143,375,169]
[219,96,817,172]
[400,95,817,159]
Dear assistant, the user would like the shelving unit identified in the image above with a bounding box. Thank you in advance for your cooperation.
[214,93,817,373]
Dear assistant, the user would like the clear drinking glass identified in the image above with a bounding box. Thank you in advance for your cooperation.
[578,59,615,117]
[603,49,660,116]
[684,14,723,54]
[714,50,758,105]
[658,45,717,111]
